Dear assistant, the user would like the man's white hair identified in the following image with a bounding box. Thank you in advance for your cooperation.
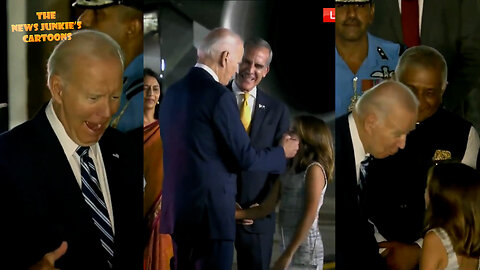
[197,27,242,59]
[46,29,125,87]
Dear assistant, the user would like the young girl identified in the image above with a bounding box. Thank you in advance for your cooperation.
[421,162,480,270]
[236,115,334,270]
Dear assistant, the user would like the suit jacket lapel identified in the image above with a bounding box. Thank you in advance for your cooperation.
[249,89,267,141]
[336,114,357,185]
[99,130,122,221]
[420,0,434,42]
[389,0,404,42]
[32,105,87,213]
[225,81,267,140]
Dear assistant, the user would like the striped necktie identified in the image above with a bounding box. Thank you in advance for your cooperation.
[358,155,373,217]
[240,92,252,132]
[77,146,114,268]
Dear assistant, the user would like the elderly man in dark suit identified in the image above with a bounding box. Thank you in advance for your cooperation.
[226,38,290,270]
[335,80,419,270]
[366,45,480,270]
[159,27,299,270]
[0,30,143,270]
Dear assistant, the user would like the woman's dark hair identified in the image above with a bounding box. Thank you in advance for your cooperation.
[144,68,163,118]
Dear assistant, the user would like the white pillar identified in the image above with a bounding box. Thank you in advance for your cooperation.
[7,0,28,129]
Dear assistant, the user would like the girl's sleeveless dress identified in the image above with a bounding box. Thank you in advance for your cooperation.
[428,228,480,270]
[278,162,327,270]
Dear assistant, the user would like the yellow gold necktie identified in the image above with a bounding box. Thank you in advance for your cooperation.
[240,92,252,132]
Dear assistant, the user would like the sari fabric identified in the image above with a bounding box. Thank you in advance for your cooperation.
[143,120,173,270]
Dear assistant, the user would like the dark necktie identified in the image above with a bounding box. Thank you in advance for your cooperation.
[77,146,114,268]
[359,155,373,216]
[401,0,421,47]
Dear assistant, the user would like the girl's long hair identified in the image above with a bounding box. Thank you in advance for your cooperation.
[425,162,480,257]
[291,115,334,181]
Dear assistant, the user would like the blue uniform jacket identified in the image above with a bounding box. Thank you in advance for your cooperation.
[335,33,401,116]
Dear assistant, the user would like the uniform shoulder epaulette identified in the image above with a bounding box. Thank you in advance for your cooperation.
[376,46,388,60]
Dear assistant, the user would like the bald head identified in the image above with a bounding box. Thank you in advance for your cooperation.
[47,29,124,87]
[354,80,419,158]
[197,27,244,85]
[355,80,419,121]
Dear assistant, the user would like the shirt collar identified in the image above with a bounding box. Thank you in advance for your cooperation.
[194,63,219,83]
[348,113,368,165]
[45,100,99,159]
[232,80,257,99]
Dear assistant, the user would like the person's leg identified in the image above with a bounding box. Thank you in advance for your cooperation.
[174,235,234,270]
[235,227,274,270]
[259,230,274,269]
[173,238,194,270]
[203,240,234,270]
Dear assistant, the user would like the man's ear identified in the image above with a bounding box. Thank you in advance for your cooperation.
[441,81,448,95]
[49,75,64,104]
[391,72,397,81]
[364,113,378,135]
[220,50,229,68]
[263,66,270,78]
[126,18,142,39]
[369,3,375,23]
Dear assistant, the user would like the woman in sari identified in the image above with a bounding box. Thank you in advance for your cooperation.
[143,68,173,270]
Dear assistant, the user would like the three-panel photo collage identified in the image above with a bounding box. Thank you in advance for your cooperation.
[2,0,480,269]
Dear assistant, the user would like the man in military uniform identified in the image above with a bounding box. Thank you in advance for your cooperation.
[335,0,403,116]
[73,0,144,133]
[366,45,480,270]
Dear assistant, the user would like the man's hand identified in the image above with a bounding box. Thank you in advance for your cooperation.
[379,241,420,270]
[235,203,255,225]
[29,241,68,270]
[280,133,299,159]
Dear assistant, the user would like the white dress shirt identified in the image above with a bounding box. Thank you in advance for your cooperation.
[348,113,368,185]
[45,100,115,232]
[462,127,480,169]
[194,63,219,83]
[349,113,391,250]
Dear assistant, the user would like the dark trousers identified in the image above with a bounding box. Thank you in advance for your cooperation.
[173,237,234,270]
[235,227,274,270]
